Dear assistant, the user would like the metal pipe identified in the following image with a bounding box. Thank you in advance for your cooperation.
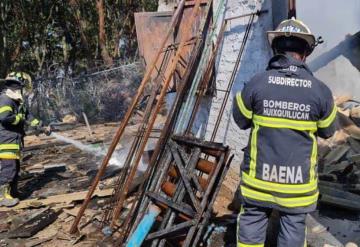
[288,0,296,18]
[225,9,268,21]
[125,205,161,247]
[69,0,187,234]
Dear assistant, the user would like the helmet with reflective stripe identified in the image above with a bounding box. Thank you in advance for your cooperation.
[3,72,32,91]
[267,18,316,56]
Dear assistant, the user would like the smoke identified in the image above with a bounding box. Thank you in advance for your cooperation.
[51,132,148,171]
[297,0,360,99]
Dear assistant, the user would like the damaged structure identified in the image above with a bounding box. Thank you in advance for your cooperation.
[0,0,360,246]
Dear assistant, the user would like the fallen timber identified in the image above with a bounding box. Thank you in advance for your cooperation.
[317,98,360,212]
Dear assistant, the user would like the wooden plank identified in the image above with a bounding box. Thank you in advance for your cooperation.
[323,144,350,164]
[146,220,195,240]
[147,192,195,217]
[25,237,52,247]
[348,154,360,163]
[8,208,58,238]
[184,0,208,6]
[170,142,201,211]
[348,137,360,153]
[306,215,344,247]
[323,160,350,173]
[0,189,113,211]
[319,184,360,211]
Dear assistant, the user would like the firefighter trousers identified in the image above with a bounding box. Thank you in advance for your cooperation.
[0,159,20,186]
[237,203,306,247]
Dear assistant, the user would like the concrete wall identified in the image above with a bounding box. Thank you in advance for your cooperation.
[203,0,274,168]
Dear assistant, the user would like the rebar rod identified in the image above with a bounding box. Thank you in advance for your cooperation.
[122,35,205,241]
[209,12,256,142]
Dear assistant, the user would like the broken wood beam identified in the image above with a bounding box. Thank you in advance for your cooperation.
[7,208,58,238]
[319,183,360,211]
[322,144,350,165]
[0,189,113,212]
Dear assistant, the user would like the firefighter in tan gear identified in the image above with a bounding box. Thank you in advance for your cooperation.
[233,18,337,246]
[0,72,47,207]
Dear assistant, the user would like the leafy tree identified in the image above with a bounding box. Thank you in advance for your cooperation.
[0,0,158,78]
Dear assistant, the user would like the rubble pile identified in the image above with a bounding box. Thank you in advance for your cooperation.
[0,122,138,246]
[317,96,360,211]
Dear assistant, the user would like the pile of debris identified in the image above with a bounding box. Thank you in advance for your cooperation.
[0,119,166,246]
[318,96,360,211]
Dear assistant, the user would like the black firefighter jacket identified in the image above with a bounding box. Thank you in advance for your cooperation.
[0,93,40,159]
[233,54,337,213]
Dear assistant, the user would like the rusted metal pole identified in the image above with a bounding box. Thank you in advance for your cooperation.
[288,0,296,18]
[210,12,255,142]
[110,0,204,228]
[185,18,227,133]
[69,0,187,234]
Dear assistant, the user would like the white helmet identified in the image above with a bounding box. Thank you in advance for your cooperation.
[267,18,316,56]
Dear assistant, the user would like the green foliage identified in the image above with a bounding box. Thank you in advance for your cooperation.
[0,0,158,77]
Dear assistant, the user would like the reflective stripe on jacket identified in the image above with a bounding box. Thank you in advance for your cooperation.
[233,54,336,213]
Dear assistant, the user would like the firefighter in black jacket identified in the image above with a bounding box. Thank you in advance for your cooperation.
[233,18,337,246]
[0,72,45,207]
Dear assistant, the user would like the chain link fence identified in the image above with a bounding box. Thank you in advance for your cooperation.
[28,61,144,124]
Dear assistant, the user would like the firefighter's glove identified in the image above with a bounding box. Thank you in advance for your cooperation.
[32,120,43,136]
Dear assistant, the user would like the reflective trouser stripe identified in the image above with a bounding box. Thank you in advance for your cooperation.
[242,172,318,194]
[249,124,259,177]
[236,205,243,246]
[253,114,317,131]
[236,93,253,119]
[236,205,267,247]
[238,243,264,247]
[0,152,20,159]
[318,105,337,128]
[241,186,319,208]
[0,144,20,150]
